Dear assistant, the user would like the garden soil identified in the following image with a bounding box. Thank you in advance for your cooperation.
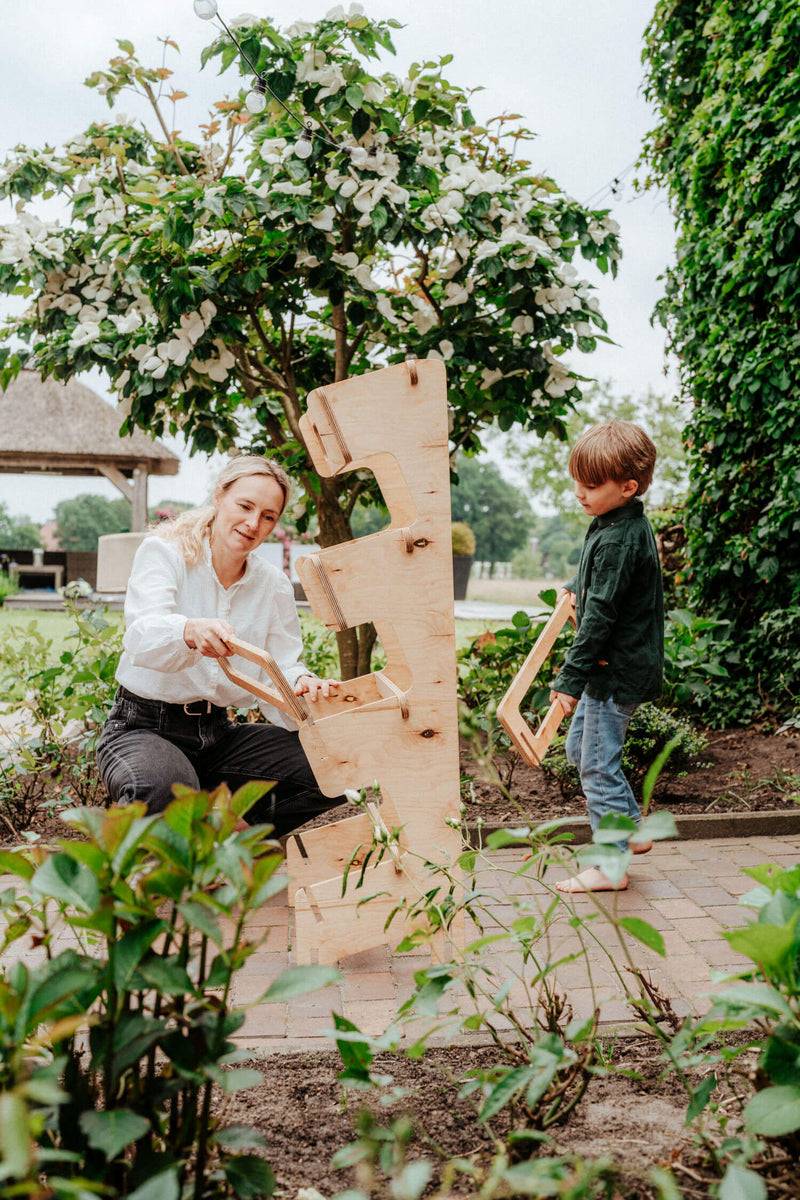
[222,1038,795,1199]
[459,725,800,828]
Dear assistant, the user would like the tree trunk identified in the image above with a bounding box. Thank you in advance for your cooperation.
[316,477,378,681]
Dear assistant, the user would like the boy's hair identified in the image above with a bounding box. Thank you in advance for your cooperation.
[568,420,657,496]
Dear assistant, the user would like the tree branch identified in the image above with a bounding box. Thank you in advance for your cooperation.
[139,80,190,176]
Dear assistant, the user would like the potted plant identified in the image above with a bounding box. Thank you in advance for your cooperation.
[451,521,476,600]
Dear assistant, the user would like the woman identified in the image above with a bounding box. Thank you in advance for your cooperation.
[97,455,341,836]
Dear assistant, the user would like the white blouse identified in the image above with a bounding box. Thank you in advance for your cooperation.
[117,536,307,730]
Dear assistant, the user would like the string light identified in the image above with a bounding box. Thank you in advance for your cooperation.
[293,125,314,160]
[244,77,268,115]
[194,1,370,162]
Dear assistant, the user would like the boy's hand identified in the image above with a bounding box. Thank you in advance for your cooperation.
[550,689,579,715]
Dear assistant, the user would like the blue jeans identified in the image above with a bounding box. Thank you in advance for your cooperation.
[565,694,640,849]
[97,687,343,838]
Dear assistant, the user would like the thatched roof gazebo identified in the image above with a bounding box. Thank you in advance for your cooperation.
[0,371,179,529]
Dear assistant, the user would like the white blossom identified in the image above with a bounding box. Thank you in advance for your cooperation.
[353,264,379,291]
[68,321,103,349]
[375,295,399,325]
[310,206,336,232]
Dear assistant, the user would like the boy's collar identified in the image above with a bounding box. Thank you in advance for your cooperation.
[594,498,644,528]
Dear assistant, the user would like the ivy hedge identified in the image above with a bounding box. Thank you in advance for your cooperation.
[641,0,800,720]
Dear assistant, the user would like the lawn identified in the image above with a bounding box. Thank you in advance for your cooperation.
[0,604,499,661]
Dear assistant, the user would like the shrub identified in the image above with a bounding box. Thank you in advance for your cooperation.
[543,702,708,802]
[0,785,341,1197]
[0,603,122,831]
[451,521,476,557]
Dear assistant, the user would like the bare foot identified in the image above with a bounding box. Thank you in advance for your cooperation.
[630,838,652,855]
[556,867,629,893]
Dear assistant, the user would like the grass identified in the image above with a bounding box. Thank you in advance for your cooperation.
[0,606,123,658]
[0,579,557,662]
[466,576,565,607]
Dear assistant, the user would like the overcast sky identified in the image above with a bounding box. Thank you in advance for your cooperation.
[1,0,675,523]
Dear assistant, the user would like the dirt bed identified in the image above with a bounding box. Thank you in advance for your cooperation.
[222,1037,796,1199]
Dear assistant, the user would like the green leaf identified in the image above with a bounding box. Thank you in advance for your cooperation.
[213,1123,268,1152]
[619,917,666,956]
[112,920,166,993]
[0,1093,32,1178]
[224,1154,276,1199]
[261,964,341,1003]
[478,1066,535,1121]
[593,814,637,843]
[79,1109,151,1160]
[725,923,798,969]
[744,1084,800,1136]
[719,1164,767,1200]
[685,1072,716,1122]
[177,900,223,947]
[485,827,533,849]
[127,1169,180,1200]
[577,844,631,884]
[642,737,684,806]
[32,853,100,913]
[206,1066,264,1094]
[636,810,679,842]
[345,84,364,109]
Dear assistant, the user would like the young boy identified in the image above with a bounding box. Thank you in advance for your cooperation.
[549,420,665,894]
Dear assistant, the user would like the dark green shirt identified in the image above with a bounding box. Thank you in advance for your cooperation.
[551,499,664,705]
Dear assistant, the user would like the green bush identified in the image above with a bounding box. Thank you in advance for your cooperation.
[0,603,123,831]
[641,0,800,723]
[543,702,708,802]
[0,786,340,1198]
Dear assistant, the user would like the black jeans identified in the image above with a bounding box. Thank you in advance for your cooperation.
[96,687,342,837]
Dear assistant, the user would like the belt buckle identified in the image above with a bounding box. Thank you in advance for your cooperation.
[183,699,212,716]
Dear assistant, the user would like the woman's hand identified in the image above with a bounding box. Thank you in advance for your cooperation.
[550,689,579,716]
[184,618,236,658]
[295,674,340,702]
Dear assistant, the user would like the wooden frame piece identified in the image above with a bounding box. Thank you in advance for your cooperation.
[497,593,577,767]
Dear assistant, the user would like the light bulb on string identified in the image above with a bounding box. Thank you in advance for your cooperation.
[294,125,314,160]
[193,0,218,19]
[245,77,268,115]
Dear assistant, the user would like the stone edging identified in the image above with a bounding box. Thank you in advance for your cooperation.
[467,807,800,847]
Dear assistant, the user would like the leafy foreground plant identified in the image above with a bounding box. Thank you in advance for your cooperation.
[659,861,800,1200]
[0,784,341,1198]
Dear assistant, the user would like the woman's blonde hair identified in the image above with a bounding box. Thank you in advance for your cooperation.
[152,455,291,564]
[568,420,657,496]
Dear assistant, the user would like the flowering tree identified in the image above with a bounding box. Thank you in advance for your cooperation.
[0,6,620,675]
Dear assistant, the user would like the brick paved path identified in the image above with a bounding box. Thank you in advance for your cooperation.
[228,833,800,1049]
[3,835,798,1051]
